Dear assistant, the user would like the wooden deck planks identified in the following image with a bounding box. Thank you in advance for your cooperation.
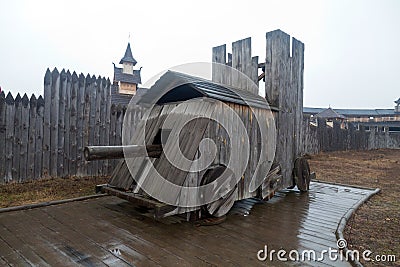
[0,211,76,266]
[0,182,377,267]
[37,204,153,267]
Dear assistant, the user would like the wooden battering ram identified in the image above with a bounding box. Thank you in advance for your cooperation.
[85,72,312,219]
[85,30,313,220]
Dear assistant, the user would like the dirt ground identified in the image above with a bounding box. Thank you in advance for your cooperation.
[0,149,398,266]
[309,149,399,266]
[0,176,109,208]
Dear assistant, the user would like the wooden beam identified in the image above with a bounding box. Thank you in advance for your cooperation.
[100,186,175,219]
[84,144,162,161]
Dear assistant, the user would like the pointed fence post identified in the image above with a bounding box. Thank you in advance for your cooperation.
[35,96,45,179]
[27,94,37,181]
[0,92,6,182]
[5,93,15,182]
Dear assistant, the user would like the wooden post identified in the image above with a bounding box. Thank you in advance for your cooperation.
[83,74,92,175]
[19,94,30,182]
[63,71,72,177]
[251,56,259,89]
[265,30,293,183]
[232,37,254,93]
[104,78,112,174]
[34,96,44,179]
[5,93,15,182]
[109,103,117,172]
[115,105,123,146]
[58,69,66,177]
[13,94,22,181]
[42,69,52,177]
[265,30,290,108]
[212,40,258,94]
[317,118,326,151]
[94,76,102,175]
[291,38,305,157]
[76,73,86,176]
[27,94,37,181]
[212,44,227,85]
[69,72,78,175]
[0,92,5,182]
[88,75,97,175]
[50,68,60,177]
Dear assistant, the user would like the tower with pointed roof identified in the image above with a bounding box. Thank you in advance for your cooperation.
[113,42,142,96]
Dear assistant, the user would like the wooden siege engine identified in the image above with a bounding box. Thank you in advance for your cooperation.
[85,30,313,220]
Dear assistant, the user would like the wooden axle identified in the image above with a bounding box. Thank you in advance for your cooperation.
[84,145,162,161]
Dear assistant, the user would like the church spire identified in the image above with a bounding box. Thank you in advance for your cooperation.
[119,42,137,65]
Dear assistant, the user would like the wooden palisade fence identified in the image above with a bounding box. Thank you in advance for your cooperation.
[301,117,400,154]
[1,50,399,183]
[0,68,144,183]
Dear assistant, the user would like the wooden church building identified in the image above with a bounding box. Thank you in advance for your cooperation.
[112,42,147,105]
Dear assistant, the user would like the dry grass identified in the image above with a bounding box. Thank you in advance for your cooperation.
[0,176,109,208]
[309,149,399,266]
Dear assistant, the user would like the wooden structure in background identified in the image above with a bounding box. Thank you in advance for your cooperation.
[113,42,142,96]
[302,117,400,154]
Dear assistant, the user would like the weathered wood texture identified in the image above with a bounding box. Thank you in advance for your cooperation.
[302,117,400,154]
[0,92,6,182]
[263,30,305,187]
[0,68,132,183]
[109,95,271,216]
[212,38,259,94]
[212,30,305,189]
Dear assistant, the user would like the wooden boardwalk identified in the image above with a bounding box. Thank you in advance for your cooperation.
[0,182,377,266]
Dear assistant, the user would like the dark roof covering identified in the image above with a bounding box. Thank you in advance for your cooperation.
[304,107,397,116]
[137,71,274,110]
[303,107,324,114]
[375,109,397,115]
[119,43,137,65]
[111,85,148,105]
[316,107,346,119]
[114,67,141,84]
[356,121,400,127]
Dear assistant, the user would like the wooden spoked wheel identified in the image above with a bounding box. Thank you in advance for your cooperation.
[200,165,237,218]
[294,157,311,192]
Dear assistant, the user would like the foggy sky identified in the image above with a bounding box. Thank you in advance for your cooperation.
[0,0,399,109]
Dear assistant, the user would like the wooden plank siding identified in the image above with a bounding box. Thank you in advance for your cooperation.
[108,99,271,214]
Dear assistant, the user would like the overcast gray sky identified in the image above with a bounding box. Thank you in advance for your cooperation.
[0,0,399,108]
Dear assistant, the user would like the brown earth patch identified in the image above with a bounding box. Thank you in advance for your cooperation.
[309,149,399,266]
[0,176,109,208]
